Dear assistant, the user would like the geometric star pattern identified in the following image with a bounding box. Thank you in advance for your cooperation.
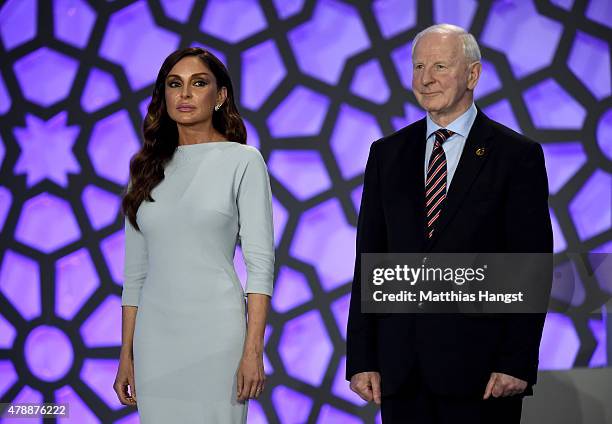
[13,112,80,188]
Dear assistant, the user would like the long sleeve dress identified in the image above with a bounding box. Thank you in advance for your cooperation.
[121,141,274,423]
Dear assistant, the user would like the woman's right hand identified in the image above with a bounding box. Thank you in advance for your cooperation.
[114,355,137,406]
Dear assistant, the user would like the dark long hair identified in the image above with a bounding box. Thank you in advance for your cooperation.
[121,47,246,231]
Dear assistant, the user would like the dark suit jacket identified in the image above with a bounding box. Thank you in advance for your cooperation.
[345,108,553,398]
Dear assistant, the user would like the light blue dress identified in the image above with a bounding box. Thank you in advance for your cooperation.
[121,141,274,423]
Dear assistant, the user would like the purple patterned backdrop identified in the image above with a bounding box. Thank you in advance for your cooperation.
[0,0,611,422]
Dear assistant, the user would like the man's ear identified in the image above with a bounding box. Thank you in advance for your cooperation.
[467,61,482,90]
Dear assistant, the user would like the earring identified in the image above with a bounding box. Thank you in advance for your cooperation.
[214,104,221,111]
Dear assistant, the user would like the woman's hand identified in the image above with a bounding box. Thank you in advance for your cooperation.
[236,348,265,402]
[114,354,137,406]
[238,294,270,402]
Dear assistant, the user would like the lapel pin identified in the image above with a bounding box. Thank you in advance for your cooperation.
[475,147,486,157]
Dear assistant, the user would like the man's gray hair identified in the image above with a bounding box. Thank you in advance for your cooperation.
[412,24,481,63]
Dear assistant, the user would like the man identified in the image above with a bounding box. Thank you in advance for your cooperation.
[346,24,552,423]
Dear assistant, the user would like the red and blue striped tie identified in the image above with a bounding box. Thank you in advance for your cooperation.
[425,129,454,239]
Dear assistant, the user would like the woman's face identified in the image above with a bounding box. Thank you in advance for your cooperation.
[164,56,227,126]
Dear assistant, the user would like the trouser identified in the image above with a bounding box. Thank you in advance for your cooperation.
[381,373,523,424]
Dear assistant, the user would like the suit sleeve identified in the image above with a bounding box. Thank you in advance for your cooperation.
[346,142,387,380]
[494,141,553,385]
[122,215,149,307]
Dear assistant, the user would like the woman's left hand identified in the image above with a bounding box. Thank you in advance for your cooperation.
[236,348,265,402]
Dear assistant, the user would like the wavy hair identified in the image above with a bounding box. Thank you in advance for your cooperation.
[121,47,246,231]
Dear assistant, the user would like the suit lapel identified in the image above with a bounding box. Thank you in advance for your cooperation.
[425,109,494,250]
[390,118,427,250]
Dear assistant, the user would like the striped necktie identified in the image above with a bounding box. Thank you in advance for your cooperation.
[425,129,454,239]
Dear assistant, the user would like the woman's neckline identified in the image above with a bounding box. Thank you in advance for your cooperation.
[176,140,232,149]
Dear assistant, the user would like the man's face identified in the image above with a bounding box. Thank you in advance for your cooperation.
[411,33,479,122]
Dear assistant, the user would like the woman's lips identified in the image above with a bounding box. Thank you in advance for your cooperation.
[177,106,195,112]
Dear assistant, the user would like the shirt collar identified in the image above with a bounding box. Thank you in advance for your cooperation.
[426,102,477,140]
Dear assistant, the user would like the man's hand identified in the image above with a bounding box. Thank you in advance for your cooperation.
[483,372,527,399]
[350,371,382,404]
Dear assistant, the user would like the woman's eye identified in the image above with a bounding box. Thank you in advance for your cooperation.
[194,80,208,86]
[168,81,180,88]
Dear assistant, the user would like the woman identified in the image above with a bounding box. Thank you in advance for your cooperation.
[113,47,274,423]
